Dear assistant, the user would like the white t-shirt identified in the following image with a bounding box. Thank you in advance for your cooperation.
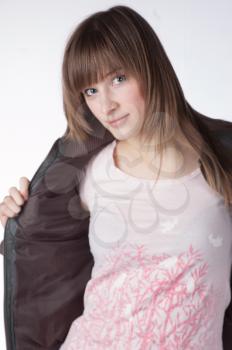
[60,139,232,350]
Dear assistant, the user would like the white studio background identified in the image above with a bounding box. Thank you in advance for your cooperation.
[0,0,231,348]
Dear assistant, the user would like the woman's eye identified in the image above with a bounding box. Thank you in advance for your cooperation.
[83,74,126,98]
[112,74,126,84]
[84,88,96,97]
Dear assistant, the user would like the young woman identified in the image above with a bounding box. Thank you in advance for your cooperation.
[1,5,232,350]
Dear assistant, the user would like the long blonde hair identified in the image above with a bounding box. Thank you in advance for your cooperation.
[61,5,232,207]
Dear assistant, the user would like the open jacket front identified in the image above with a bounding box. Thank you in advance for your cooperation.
[0,113,232,350]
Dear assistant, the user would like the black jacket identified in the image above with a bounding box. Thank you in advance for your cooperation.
[0,113,232,350]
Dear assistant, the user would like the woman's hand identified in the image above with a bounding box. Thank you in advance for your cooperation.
[0,177,30,228]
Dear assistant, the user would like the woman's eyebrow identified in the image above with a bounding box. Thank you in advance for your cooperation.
[103,67,123,79]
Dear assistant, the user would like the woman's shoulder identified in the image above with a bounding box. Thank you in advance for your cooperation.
[195,114,232,148]
[86,140,115,169]
[196,113,231,132]
[79,140,115,212]
[81,139,115,187]
[194,114,232,176]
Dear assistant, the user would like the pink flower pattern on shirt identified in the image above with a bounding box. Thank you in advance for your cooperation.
[60,243,219,350]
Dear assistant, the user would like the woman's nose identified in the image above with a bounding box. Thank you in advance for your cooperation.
[100,92,118,115]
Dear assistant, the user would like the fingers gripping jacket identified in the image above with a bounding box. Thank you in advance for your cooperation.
[2,133,113,350]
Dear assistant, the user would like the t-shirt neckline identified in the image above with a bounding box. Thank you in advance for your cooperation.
[110,139,201,185]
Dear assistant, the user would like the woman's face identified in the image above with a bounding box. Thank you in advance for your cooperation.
[81,68,146,142]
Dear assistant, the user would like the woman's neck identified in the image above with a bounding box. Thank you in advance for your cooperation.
[115,130,200,179]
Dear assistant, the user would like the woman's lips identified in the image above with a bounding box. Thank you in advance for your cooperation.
[108,114,129,127]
